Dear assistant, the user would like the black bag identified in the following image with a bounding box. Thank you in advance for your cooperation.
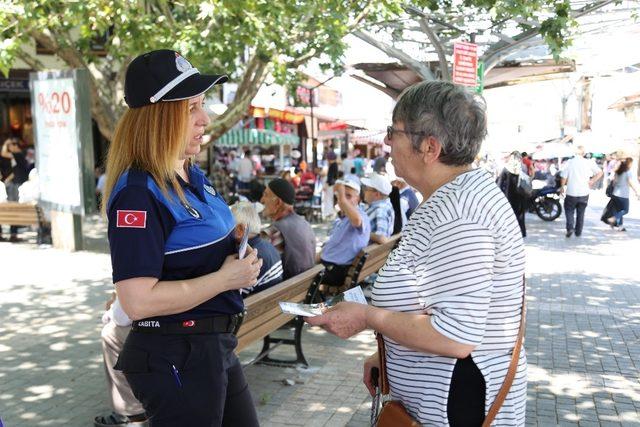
[605,179,615,198]
[601,199,617,224]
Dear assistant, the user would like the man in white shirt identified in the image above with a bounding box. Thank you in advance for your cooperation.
[236,149,254,194]
[560,146,603,237]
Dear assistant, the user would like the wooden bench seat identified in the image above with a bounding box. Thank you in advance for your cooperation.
[236,264,324,366]
[0,202,47,243]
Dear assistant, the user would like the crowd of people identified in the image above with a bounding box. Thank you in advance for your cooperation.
[2,47,638,427]
[94,46,532,425]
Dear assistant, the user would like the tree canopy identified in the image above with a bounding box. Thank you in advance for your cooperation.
[355,0,619,82]
[0,0,409,141]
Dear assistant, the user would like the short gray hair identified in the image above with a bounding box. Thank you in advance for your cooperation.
[230,201,262,235]
[392,81,487,166]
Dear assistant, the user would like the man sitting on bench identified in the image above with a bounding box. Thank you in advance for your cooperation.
[361,173,395,244]
[319,176,370,287]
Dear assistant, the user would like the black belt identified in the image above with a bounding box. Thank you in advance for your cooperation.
[131,312,244,335]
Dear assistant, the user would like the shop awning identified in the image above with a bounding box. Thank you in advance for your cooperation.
[215,128,300,147]
[350,129,386,145]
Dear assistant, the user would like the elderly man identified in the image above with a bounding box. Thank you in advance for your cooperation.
[361,173,395,244]
[560,145,603,237]
[230,201,283,296]
[319,176,371,287]
[261,178,316,279]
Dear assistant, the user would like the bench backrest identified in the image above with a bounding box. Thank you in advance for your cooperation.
[346,233,401,287]
[236,264,324,353]
[0,202,41,226]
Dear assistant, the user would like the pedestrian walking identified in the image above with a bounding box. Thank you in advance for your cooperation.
[605,157,640,231]
[497,151,529,237]
[307,81,527,426]
[560,146,603,237]
[102,49,262,427]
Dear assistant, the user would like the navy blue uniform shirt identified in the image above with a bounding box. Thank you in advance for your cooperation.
[107,166,242,322]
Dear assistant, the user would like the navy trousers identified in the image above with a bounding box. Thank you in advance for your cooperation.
[564,195,589,235]
[115,332,258,427]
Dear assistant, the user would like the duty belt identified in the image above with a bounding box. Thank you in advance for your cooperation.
[131,312,245,335]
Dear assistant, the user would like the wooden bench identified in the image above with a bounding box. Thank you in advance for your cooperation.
[0,202,47,243]
[320,233,402,296]
[236,264,325,367]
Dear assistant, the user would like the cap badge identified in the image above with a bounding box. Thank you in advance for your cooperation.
[175,53,192,73]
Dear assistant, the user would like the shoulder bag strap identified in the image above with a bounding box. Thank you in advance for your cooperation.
[482,275,526,427]
[376,333,389,395]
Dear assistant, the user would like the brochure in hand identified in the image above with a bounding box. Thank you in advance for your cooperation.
[279,286,368,317]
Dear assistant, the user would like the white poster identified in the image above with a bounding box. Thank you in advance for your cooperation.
[32,77,82,209]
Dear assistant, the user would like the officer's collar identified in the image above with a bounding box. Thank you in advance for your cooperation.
[175,166,206,199]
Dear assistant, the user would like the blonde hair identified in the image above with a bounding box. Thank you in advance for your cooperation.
[102,100,189,215]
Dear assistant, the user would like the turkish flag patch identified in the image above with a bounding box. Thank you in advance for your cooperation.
[116,210,147,228]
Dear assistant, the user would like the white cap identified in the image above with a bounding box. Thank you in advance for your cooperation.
[360,173,392,195]
[335,176,361,193]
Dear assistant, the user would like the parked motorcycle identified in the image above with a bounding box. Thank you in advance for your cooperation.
[529,180,563,221]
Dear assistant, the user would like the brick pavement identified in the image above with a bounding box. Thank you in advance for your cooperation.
[0,191,638,426]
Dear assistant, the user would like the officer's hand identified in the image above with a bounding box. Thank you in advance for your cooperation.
[219,246,262,291]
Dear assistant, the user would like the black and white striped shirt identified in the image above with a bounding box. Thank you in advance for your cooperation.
[372,168,527,426]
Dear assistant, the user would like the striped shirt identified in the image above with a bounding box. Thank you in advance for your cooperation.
[366,198,395,238]
[372,168,527,426]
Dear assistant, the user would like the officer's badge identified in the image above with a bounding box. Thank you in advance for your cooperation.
[204,185,216,197]
[182,202,201,219]
[175,53,192,73]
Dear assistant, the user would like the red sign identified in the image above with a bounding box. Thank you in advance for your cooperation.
[452,42,478,87]
[116,210,147,228]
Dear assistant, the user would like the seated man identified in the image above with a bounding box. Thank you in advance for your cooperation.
[261,178,316,279]
[319,177,371,287]
[392,177,420,219]
[230,201,283,296]
[94,293,148,427]
[361,173,395,244]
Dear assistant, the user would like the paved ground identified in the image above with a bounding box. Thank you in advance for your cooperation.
[0,190,639,426]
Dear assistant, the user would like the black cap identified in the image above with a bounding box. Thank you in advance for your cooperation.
[268,178,296,206]
[124,49,228,108]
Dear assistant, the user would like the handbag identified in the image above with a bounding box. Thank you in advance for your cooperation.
[605,179,615,198]
[372,277,527,427]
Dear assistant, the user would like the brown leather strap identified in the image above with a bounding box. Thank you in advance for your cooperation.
[482,276,526,427]
[376,333,389,395]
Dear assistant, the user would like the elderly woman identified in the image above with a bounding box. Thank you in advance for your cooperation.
[307,81,526,426]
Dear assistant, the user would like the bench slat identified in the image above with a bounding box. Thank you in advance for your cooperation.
[0,202,41,226]
[239,289,307,335]
[236,313,295,353]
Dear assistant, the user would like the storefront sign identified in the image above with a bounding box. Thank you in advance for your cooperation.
[30,69,95,215]
[0,78,29,93]
[452,42,479,87]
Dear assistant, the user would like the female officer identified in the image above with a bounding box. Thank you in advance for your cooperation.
[103,50,262,426]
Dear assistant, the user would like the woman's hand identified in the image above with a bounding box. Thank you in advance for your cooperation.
[363,351,380,397]
[304,302,369,339]
[218,246,262,291]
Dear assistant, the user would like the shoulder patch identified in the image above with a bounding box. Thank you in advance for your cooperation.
[116,210,147,228]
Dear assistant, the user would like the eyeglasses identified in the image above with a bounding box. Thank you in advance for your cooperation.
[386,126,425,141]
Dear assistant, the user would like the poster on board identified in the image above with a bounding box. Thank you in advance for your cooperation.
[30,69,95,215]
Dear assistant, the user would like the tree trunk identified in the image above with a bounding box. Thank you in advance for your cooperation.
[206,57,270,142]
